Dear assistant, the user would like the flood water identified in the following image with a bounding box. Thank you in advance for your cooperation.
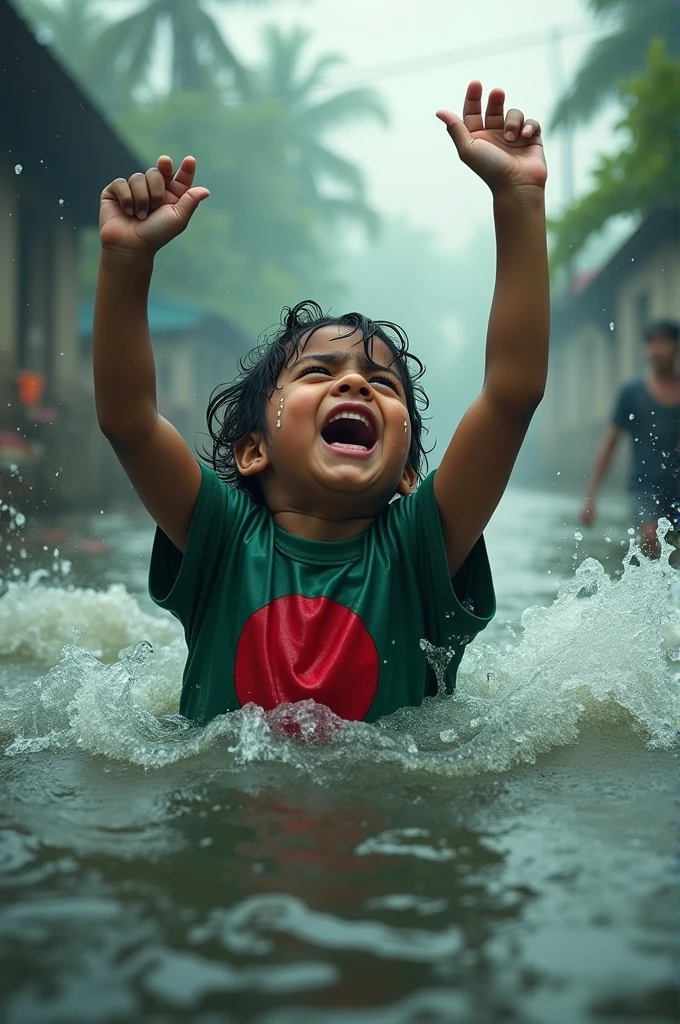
[0,485,678,1023]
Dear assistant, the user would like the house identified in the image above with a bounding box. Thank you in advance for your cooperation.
[79,296,248,501]
[0,0,143,509]
[535,205,680,489]
[0,1,249,510]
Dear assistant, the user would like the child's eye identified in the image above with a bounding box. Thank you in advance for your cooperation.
[371,375,399,392]
[298,365,331,378]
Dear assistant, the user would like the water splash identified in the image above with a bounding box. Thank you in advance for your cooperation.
[0,528,678,776]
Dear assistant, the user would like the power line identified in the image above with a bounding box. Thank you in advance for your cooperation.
[316,0,678,90]
[319,19,598,89]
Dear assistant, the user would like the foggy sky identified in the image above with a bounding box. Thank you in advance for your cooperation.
[219,0,618,253]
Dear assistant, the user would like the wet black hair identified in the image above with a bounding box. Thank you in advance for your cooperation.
[201,300,430,503]
[644,320,679,343]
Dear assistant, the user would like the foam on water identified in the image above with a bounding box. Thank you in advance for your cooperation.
[0,529,678,776]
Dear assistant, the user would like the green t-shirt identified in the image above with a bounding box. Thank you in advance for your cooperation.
[149,464,495,725]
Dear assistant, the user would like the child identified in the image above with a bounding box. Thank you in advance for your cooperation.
[94,81,549,725]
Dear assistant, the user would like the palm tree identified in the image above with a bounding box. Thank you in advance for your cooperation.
[551,0,679,128]
[255,25,388,231]
[91,0,267,98]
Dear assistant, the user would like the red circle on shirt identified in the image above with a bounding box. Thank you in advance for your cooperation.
[234,595,379,721]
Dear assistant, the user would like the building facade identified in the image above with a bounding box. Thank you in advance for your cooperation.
[0,2,248,512]
[0,0,143,511]
[536,206,680,491]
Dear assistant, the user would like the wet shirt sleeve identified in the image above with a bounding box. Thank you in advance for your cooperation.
[148,463,247,639]
[392,472,496,690]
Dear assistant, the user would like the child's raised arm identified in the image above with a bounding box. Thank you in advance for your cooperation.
[432,82,549,576]
[94,155,210,552]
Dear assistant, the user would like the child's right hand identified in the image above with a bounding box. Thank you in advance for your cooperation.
[99,154,210,256]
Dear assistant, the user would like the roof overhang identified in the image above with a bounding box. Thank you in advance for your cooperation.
[1,0,141,227]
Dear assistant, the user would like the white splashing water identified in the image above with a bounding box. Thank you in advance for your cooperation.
[0,529,678,776]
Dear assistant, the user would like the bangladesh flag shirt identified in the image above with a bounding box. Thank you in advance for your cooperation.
[149,464,496,725]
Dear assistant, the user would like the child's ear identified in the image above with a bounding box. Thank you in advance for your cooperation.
[234,432,269,478]
[396,463,417,496]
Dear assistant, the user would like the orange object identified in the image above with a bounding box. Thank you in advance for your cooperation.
[16,370,45,406]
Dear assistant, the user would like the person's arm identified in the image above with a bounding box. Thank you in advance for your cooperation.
[580,425,622,526]
[432,82,549,575]
[94,154,210,552]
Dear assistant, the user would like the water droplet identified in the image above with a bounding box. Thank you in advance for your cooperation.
[14,164,22,175]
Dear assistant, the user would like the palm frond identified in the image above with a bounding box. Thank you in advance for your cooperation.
[292,53,346,100]
[122,11,165,92]
[193,7,253,97]
[300,140,367,199]
[90,3,159,74]
[550,9,679,128]
[258,25,314,103]
[315,195,380,233]
[302,87,389,132]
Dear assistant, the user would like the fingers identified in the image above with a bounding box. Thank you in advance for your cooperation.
[167,155,197,198]
[504,109,542,142]
[521,118,541,138]
[483,87,505,131]
[173,186,211,227]
[462,80,484,133]
[102,156,207,224]
[439,82,542,142]
[503,108,524,142]
[157,154,174,183]
[435,109,472,158]
[128,172,151,220]
[145,167,166,211]
[104,178,134,216]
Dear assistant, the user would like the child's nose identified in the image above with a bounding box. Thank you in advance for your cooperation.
[335,373,372,398]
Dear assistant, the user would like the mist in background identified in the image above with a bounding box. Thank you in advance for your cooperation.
[8,0,679,494]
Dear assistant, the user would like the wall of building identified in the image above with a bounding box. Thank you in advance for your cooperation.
[535,227,679,493]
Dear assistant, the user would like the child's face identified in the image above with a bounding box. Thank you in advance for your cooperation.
[238,325,417,518]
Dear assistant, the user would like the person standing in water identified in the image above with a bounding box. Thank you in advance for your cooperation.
[580,321,680,557]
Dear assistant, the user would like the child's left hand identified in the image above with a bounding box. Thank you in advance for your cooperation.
[437,81,546,194]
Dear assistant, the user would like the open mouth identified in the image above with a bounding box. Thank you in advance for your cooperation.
[321,411,377,453]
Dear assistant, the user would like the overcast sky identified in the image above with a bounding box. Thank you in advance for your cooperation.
[217,0,617,253]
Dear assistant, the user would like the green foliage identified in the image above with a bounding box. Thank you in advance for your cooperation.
[550,40,680,267]
[551,0,678,128]
[14,1,385,337]
[115,94,335,335]
[90,0,265,97]
[255,26,387,232]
